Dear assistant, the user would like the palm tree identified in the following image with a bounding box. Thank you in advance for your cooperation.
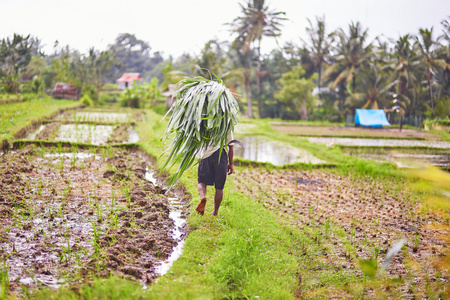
[229,0,286,117]
[324,21,373,93]
[389,34,421,115]
[302,16,332,100]
[345,62,396,111]
[415,27,444,110]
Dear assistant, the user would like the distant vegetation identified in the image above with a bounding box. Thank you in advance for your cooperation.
[1,1,449,124]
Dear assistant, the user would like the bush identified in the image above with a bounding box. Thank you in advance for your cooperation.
[32,77,44,94]
[102,83,118,91]
[119,88,142,108]
[152,104,168,115]
[99,91,119,104]
[80,94,93,107]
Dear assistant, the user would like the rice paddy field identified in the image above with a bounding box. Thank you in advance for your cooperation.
[0,102,449,299]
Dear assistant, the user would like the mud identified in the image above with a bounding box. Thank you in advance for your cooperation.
[340,147,450,169]
[0,145,189,293]
[34,122,59,141]
[271,125,441,140]
[306,136,450,149]
[108,124,132,144]
[234,168,448,295]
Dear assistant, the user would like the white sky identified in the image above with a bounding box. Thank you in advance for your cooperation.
[1,0,449,58]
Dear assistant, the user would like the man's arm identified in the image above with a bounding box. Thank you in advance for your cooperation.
[227,145,234,175]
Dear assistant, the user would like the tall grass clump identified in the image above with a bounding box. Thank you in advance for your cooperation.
[80,94,93,107]
[161,76,239,185]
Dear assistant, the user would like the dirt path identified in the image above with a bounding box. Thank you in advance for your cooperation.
[0,146,189,293]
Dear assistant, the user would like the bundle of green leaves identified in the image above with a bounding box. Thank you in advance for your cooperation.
[161,76,239,185]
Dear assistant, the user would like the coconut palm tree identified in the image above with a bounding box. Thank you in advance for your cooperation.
[415,27,445,110]
[345,62,396,111]
[324,21,373,93]
[302,16,333,100]
[389,34,422,115]
[229,0,286,117]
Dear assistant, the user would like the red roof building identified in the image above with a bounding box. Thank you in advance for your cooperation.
[116,73,142,89]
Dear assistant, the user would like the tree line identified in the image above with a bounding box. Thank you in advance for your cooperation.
[1,0,449,121]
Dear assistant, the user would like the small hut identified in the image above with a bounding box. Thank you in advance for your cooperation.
[116,73,141,90]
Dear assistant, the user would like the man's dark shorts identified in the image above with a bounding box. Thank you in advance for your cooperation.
[198,148,228,190]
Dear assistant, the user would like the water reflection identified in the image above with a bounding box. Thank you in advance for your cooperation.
[145,169,186,276]
[233,135,326,166]
[55,124,115,145]
[27,124,46,139]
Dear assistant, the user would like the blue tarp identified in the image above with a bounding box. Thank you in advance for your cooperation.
[355,109,390,127]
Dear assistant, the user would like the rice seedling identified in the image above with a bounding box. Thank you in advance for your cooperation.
[161,76,239,185]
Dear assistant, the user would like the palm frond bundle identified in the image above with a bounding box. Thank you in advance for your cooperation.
[161,76,239,185]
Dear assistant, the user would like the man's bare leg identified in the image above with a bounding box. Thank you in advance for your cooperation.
[196,183,207,215]
[212,189,223,216]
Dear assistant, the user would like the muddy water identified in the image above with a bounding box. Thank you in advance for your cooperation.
[306,136,450,149]
[340,147,450,169]
[55,124,115,145]
[153,196,186,275]
[144,169,186,276]
[60,112,132,123]
[234,135,326,165]
[27,124,46,139]
[128,128,140,143]
[0,146,189,294]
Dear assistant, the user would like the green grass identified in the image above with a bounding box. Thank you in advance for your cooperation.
[0,96,80,142]
[137,111,301,298]
[25,110,302,299]
[5,108,446,299]
[428,129,450,142]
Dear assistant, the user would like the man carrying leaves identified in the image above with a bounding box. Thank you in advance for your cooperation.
[161,76,239,216]
[196,132,234,216]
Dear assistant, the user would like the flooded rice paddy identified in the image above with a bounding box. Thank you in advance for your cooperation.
[55,124,115,145]
[26,123,136,145]
[1,109,189,294]
[55,111,134,123]
[272,125,440,140]
[0,146,189,293]
[4,107,448,297]
[234,135,326,165]
[305,136,450,149]
[340,147,450,169]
